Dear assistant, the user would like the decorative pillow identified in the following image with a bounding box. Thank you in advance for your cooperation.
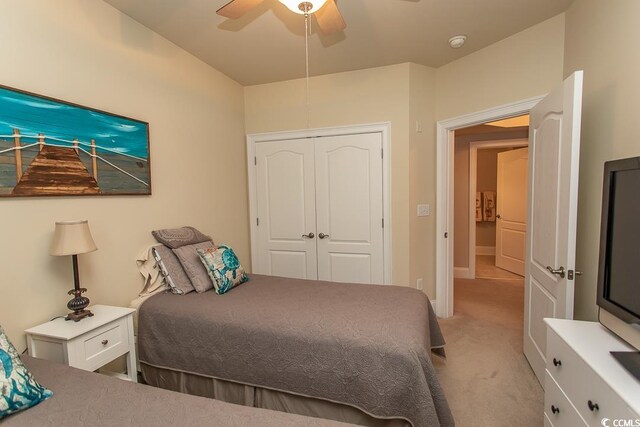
[197,245,249,295]
[152,226,212,249]
[0,326,52,419]
[152,246,194,295]
[173,241,216,293]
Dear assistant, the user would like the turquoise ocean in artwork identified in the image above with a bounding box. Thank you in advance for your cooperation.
[0,87,148,158]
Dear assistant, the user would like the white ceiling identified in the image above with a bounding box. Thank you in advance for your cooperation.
[103,0,574,86]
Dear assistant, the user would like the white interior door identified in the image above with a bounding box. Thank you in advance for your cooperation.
[314,133,384,284]
[524,71,583,386]
[495,147,528,276]
[255,139,318,279]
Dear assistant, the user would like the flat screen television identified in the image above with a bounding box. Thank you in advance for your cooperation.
[597,156,640,378]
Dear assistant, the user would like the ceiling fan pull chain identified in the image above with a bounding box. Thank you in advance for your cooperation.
[305,13,310,129]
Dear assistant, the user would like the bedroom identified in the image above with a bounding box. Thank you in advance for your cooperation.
[1,0,639,425]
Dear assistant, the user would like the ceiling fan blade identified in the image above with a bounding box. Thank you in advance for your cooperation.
[216,0,264,19]
[315,0,346,35]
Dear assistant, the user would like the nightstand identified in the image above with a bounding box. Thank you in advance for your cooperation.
[25,305,137,382]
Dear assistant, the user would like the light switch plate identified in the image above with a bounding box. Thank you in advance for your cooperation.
[417,204,430,217]
[417,278,423,290]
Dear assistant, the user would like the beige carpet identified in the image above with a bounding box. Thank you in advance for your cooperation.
[434,278,543,426]
[476,255,523,280]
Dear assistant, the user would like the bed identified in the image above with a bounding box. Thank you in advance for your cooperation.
[137,274,454,427]
[4,355,351,426]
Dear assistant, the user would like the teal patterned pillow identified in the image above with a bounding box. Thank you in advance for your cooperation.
[197,245,249,294]
[1,326,52,419]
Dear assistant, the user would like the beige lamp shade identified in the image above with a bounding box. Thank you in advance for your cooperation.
[50,220,97,256]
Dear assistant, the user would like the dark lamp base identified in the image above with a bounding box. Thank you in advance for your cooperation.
[65,309,94,322]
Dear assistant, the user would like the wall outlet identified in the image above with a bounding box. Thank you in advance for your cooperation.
[417,204,430,217]
[416,278,423,290]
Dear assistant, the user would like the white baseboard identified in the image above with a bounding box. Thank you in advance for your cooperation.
[454,267,473,279]
[476,246,496,256]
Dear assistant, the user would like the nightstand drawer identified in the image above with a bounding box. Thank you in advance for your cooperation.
[72,318,129,371]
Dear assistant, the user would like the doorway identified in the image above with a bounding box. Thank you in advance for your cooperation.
[435,96,543,318]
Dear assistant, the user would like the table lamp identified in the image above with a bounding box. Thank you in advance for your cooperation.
[50,220,97,322]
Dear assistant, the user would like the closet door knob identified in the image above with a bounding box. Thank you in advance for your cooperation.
[496,214,501,219]
[318,233,329,239]
[302,233,315,239]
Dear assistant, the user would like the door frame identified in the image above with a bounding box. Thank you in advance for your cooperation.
[465,139,528,279]
[436,96,544,318]
[246,122,393,285]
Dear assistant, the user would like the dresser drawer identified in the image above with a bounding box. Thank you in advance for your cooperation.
[70,318,129,371]
[546,328,634,426]
[544,371,586,427]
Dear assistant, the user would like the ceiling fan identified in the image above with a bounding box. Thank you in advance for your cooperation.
[217,0,346,34]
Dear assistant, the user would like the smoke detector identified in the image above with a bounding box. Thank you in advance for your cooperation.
[448,35,467,49]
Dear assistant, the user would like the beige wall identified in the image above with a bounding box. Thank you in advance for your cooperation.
[409,64,438,296]
[564,0,640,321]
[0,0,248,349]
[244,63,418,289]
[436,14,566,121]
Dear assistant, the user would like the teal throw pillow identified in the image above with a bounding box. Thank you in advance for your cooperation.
[197,245,249,294]
[1,325,52,419]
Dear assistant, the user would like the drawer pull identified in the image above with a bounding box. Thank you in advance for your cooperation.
[101,339,109,346]
[587,400,599,412]
[551,405,560,415]
[552,358,562,367]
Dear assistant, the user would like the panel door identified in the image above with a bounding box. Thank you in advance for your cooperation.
[496,147,529,276]
[524,71,583,386]
[255,139,317,279]
[314,133,384,284]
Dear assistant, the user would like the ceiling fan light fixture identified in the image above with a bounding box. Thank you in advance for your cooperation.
[448,35,467,49]
[278,0,328,15]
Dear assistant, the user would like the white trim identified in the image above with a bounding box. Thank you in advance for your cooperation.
[431,300,437,313]
[476,246,496,256]
[436,96,544,318]
[468,139,528,278]
[246,122,393,285]
[454,267,473,279]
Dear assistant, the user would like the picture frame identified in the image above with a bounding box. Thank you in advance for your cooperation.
[0,84,151,197]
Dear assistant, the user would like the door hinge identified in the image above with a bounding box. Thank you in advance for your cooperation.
[382,218,384,228]
[254,156,257,166]
[256,218,259,226]
[381,148,384,159]
[444,232,448,238]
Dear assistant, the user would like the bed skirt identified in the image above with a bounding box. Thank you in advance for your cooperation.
[141,362,410,427]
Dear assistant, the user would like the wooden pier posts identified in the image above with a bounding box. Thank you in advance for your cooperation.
[13,129,22,181]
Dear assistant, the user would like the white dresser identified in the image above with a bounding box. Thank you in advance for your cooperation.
[544,319,640,426]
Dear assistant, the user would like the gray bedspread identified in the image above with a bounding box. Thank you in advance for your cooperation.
[5,356,348,426]
[138,274,454,427]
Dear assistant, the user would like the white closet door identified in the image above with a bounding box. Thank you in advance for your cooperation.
[314,133,384,284]
[255,139,318,279]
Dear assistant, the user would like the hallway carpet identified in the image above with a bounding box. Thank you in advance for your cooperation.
[434,278,543,426]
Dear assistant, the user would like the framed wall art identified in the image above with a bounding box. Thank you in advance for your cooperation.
[0,85,151,197]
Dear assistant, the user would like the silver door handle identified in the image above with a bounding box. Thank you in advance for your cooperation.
[302,233,315,239]
[546,266,565,278]
[318,233,329,239]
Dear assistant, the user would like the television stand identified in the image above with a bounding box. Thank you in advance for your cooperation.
[544,319,640,425]
[611,351,640,381]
